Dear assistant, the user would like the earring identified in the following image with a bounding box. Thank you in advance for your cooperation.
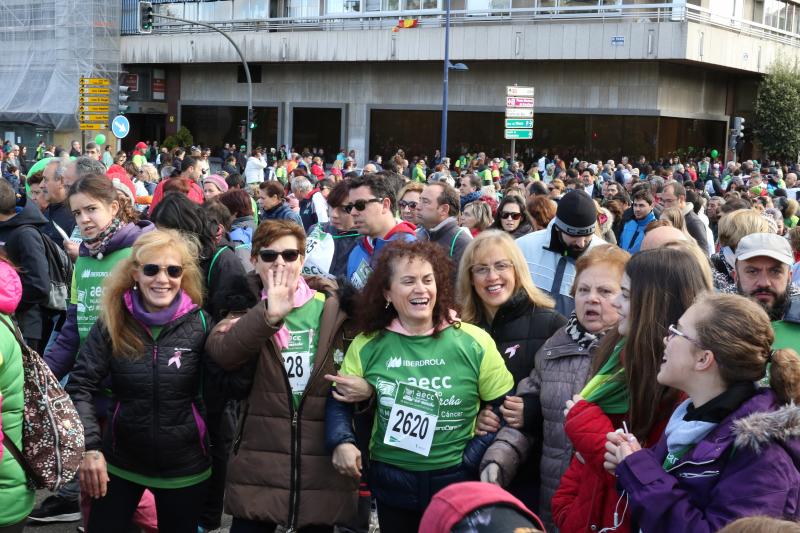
[133,282,139,291]
[385,300,391,309]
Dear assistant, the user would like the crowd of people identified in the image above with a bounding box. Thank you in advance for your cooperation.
[0,138,799,533]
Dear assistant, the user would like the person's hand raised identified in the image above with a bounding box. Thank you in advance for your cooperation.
[265,265,295,326]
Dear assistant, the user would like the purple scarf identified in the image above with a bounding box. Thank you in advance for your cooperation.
[125,289,184,327]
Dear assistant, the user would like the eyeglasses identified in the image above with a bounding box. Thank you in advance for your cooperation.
[258,249,301,263]
[141,264,184,278]
[398,200,418,210]
[667,324,704,349]
[342,197,384,214]
[500,212,522,221]
[470,260,514,278]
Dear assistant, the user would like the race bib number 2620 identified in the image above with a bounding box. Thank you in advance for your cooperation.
[383,382,440,457]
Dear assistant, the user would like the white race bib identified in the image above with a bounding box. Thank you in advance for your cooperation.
[383,382,439,457]
[283,330,314,393]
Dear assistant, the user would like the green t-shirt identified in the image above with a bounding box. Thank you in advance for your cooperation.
[72,248,133,345]
[772,319,800,352]
[340,323,513,471]
[281,292,326,409]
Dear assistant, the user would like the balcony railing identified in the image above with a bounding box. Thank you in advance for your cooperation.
[121,1,800,48]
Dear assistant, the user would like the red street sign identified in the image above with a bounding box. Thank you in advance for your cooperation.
[125,73,139,92]
[506,96,534,108]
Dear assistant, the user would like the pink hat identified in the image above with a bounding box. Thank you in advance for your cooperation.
[418,482,544,533]
[202,174,228,193]
[0,260,22,314]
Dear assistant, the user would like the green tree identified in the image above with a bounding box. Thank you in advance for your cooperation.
[162,126,194,150]
[754,61,800,161]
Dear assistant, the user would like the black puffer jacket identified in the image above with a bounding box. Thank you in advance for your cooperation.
[479,291,567,385]
[67,308,242,479]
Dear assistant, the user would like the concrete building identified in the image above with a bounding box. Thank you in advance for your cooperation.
[12,0,800,164]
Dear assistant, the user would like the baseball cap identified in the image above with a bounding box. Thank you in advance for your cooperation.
[735,233,793,266]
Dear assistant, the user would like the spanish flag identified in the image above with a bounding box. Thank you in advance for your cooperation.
[392,18,419,31]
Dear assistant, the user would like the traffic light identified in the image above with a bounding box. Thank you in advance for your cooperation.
[729,116,745,150]
[118,85,130,114]
[138,1,154,34]
[248,108,257,129]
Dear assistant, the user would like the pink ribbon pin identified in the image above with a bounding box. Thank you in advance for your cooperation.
[169,351,182,369]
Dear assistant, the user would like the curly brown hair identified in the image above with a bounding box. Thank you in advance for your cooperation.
[357,240,457,336]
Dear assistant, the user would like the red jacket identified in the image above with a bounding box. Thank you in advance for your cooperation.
[552,400,671,533]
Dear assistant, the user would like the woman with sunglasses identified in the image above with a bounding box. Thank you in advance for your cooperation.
[552,247,712,533]
[397,182,423,226]
[67,229,231,532]
[205,220,359,533]
[605,293,800,532]
[491,196,533,239]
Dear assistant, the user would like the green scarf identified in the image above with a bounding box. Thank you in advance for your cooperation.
[580,339,629,414]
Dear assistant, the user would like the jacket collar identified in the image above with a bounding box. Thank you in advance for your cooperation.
[675,388,799,467]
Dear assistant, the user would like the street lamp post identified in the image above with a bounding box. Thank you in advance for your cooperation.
[440,0,468,165]
[440,0,452,162]
[148,11,253,156]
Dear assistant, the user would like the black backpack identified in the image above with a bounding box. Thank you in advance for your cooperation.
[26,226,73,311]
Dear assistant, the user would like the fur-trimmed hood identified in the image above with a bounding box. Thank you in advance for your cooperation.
[734,400,800,454]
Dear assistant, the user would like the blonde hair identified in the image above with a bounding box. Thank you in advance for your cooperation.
[101,229,204,359]
[694,293,800,404]
[718,209,771,249]
[663,240,714,288]
[457,230,554,324]
[660,206,689,234]
[717,516,800,533]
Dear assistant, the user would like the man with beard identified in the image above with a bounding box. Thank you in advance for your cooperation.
[734,232,799,350]
[518,190,606,315]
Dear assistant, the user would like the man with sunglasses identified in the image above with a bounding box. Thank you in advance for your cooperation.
[517,190,606,316]
[416,182,472,280]
[345,174,417,289]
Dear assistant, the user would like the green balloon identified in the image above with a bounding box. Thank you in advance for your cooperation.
[710,149,719,158]
[95,134,106,145]
[26,157,52,179]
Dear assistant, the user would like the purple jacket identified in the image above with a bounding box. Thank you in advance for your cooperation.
[44,221,154,379]
[616,388,800,533]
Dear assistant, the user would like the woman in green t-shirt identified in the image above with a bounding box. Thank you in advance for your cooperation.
[328,240,514,533]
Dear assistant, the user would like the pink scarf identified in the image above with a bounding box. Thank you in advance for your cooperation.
[385,309,460,336]
[261,276,316,349]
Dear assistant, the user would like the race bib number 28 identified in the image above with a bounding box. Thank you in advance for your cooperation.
[383,382,440,457]
[283,330,313,393]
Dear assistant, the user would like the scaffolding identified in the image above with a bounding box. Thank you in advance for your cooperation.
[0,0,121,131]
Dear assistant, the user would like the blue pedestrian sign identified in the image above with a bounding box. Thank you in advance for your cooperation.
[111,115,130,139]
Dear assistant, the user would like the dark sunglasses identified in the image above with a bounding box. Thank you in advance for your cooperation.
[258,249,301,263]
[342,197,384,214]
[500,212,522,220]
[398,200,418,210]
[141,264,184,278]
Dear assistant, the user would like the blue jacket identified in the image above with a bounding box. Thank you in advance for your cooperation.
[619,211,655,254]
[346,221,417,289]
[262,202,302,227]
[325,391,506,511]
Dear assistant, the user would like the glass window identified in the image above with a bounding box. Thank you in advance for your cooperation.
[383,0,400,9]
[199,1,233,20]
[288,0,320,17]
[327,0,362,13]
[364,0,382,11]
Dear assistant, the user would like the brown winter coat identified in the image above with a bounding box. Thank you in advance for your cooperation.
[481,326,595,531]
[205,276,358,529]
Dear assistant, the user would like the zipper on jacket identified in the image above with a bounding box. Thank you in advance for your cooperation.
[152,344,159,470]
